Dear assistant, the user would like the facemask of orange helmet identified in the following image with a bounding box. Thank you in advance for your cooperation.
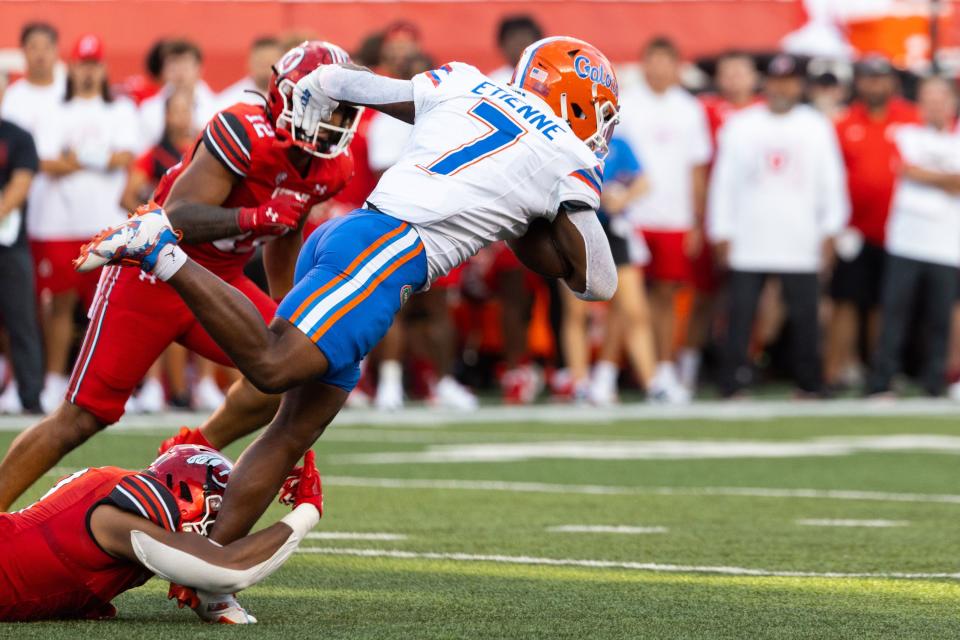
[510,36,620,159]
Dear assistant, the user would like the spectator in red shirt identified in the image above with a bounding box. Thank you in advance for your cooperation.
[826,56,919,389]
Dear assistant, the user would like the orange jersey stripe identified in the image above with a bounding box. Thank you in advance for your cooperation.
[311,243,425,342]
[288,222,410,324]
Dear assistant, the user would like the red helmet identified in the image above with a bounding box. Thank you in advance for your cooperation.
[511,37,620,158]
[268,40,363,159]
[145,444,233,535]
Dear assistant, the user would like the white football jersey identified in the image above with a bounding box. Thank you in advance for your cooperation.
[368,62,604,282]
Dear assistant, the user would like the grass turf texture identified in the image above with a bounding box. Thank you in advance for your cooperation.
[1,415,958,638]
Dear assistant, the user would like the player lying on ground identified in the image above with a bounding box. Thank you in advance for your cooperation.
[76,34,618,593]
[0,41,358,512]
[0,444,323,623]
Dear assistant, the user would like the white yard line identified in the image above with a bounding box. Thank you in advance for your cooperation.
[548,525,668,534]
[295,546,960,580]
[5,397,960,431]
[796,519,908,528]
[324,475,960,505]
[306,532,408,541]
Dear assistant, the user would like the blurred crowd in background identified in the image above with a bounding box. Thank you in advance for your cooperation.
[2,14,960,415]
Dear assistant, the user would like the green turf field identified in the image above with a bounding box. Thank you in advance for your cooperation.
[2,411,959,638]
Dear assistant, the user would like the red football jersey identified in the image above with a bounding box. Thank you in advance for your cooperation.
[0,467,180,621]
[153,102,355,279]
[835,98,920,245]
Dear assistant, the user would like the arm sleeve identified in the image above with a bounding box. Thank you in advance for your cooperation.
[817,118,849,236]
[316,65,415,108]
[130,503,320,593]
[105,473,182,532]
[565,207,618,301]
[706,124,736,243]
[201,110,253,178]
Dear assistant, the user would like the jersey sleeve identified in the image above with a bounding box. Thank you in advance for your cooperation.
[201,108,254,178]
[411,62,479,117]
[104,473,181,532]
[552,163,603,215]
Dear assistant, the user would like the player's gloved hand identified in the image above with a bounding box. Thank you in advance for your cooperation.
[278,450,323,516]
[292,66,340,134]
[236,192,309,236]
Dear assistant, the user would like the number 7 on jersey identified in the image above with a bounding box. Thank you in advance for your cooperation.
[419,99,528,176]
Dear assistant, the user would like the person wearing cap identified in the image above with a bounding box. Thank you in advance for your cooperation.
[867,77,960,398]
[29,34,138,410]
[826,55,919,390]
[708,53,848,397]
[0,70,44,415]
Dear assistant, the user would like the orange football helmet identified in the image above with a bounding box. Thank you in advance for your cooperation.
[511,36,620,158]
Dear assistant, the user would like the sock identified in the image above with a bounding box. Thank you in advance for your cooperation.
[677,348,701,389]
[379,360,403,386]
[154,245,188,281]
[592,360,619,388]
[653,361,678,388]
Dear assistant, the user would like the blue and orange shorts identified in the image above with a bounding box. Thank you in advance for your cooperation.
[276,209,428,391]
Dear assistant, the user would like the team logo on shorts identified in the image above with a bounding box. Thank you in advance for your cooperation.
[400,284,413,307]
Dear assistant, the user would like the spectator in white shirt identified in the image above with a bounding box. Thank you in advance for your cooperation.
[31,34,138,410]
[217,36,282,109]
[487,15,543,85]
[867,77,960,397]
[138,39,217,152]
[708,54,848,397]
[618,37,712,401]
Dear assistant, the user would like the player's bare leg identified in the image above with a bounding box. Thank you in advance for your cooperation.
[210,379,346,544]
[0,401,104,509]
[194,378,281,449]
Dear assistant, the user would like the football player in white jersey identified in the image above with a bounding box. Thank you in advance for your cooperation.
[74,36,619,547]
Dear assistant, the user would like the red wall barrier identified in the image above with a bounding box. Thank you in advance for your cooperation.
[1,1,805,89]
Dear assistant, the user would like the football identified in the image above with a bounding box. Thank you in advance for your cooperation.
[508,216,573,279]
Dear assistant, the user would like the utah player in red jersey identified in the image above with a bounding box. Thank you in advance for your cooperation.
[0,444,324,623]
[0,41,357,511]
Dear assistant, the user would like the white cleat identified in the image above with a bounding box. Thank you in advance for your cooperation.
[192,591,258,624]
[39,374,68,414]
[193,376,225,412]
[74,206,179,273]
[0,382,22,414]
[431,375,479,411]
[137,377,166,413]
[375,379,405,411]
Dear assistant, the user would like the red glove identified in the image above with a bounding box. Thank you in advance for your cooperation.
[237,191,309,236]
[168,583,200,610]
[278,450,323,516]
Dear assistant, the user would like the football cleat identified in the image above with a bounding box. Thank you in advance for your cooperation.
[74,206,181,273]
[193,591,258,624]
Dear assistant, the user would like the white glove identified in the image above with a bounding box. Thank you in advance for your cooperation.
[75,142,111,171]
[292,66,340,135]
